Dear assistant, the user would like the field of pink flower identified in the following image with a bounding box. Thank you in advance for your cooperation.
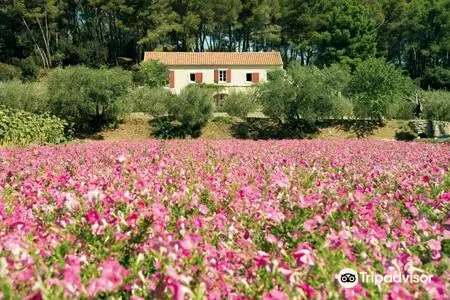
[0,140,449,299]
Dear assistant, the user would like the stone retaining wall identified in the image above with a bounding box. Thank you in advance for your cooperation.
[408,120,450,138]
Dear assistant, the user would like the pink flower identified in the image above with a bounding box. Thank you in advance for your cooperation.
[180,237,194,251]
[64,193,80,211]
[427,239,441,260]
[213,213,228,231]
[62,255,82,295]
[343,283,368,300]
[152,203,168,219]
[15,268,34,282]
[254,251,270,267]
[303,219,317,231]
[199,204,209,215]
[443,230,450,239]
[428,239,441,251]
[126,213,138,228]
[298,283,315,298]
[165,267,193,300]
[86,189,101,203]
[87,258,129,296]
[85,209,100,225]
[270,171,289,188]
[265,234,278,244]
[263,289,288,300]
[293,243,315,266]
[265,208,285,223]
[416,219,430,231]
[440,192,450,201]
[424,276,446,300]
[1,138,449,298]
[384,283,413,300]
[407,205,419,217]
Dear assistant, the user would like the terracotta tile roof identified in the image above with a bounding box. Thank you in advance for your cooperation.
[143,52,283,66]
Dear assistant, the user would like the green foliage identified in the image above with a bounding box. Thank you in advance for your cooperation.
[134,60,169,87]
[167,85,213,133]
[395,122,417,141]
[152,119,176,139]
[119,86,172,116]
[421,67,450,91]
[48,66,132,134]
[346,58,414,121]
[0,0,449,79]
[442,239,450,257]
[395,131,417,141]
[422,91,450,121]
[223,90,258,119]
[313,0,378,68]
[0,81,49,113]
[151,118,186,140]
[0,63,20,81]
[377,0,450,78]
[257,63,352,124]
[257,69,296,123]
[20,57,39,82]
[0,107,70,146]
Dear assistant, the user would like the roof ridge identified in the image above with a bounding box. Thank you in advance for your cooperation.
[143,51,283,66]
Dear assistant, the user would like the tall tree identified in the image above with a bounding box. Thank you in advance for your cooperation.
[313,0,378,68]
[378,0,450,78]
[1,0,62,68]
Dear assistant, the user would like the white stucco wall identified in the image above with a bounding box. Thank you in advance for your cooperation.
[168,65,281,93]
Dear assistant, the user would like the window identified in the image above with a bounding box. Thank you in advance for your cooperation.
[246,73,252,82]
[219,70,227,82]
[189,73,196,82]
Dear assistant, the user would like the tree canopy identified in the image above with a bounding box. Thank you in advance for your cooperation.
[0,0,448,81]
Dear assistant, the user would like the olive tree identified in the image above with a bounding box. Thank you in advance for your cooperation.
[346,58,414,123]
[257,63,352,125]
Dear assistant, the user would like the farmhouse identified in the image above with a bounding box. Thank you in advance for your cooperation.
[143,51,283,94]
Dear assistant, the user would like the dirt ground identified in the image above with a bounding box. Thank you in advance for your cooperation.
[79,114,404,142]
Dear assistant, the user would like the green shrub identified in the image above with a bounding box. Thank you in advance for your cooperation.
[0,107,70,146]
[346,58,414,122]
[223,90,258,119]
[0,63,20,81]
[257,63,352,124]
[421,67,450,91]
[134,60,169,87]
[118,86,172,116]
[331,95,354,119]
[167,85,213,134]
[395,131,417,141]
[0,81,49,113]
[422,91,450,121]
[395,121,417,141]
[48,66,132,134]
[391,100,416,120]
[20,57,40,82]
[151,118,187,139]
[256,69,293,123]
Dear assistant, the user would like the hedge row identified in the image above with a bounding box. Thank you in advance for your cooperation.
[0,107,70,146]
[0,81,49,114]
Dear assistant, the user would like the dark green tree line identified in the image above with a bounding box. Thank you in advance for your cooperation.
[0,0,449,81]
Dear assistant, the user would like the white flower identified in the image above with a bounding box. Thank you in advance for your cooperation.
[64,193,80,211]
[116,154,126,163]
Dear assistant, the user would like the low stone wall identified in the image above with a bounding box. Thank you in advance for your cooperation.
[408,120,450,138]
